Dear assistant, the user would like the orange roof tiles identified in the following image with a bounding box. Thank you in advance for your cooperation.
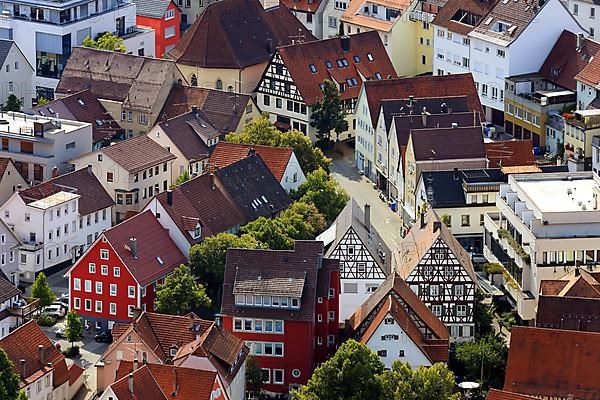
[341,0,411,32]
[280,0,323,14]
[68,363,84,385]
[485,140,536,168]
[486,389,538,400]
[110,365,167,400]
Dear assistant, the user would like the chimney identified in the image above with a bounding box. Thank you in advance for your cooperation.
[19,359,25,378]
[51,167,58,178]
[129,237,138,259]
[247,147,256,157]
[166,189,173,206]
[172,368,178,396]
[133,357,139,371]
[210,173,216,190]
[364,203,371,232]
[453,167,459,180]
[128,373,134,394]
[188,313,195,330]
[87,164,93,175]
[266,38,273,54]
[577,33,585,52]
[420,211,426,229]
[191,105,198,113]
[451,122,458,128]
[341,36,350,52]
[433,221,442,233]
[421,108,428,127]
[38,345,44,365]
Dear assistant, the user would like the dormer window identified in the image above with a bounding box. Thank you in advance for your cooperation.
[192,225,201,239]
[169,346,177,357]
[291,298,300,308]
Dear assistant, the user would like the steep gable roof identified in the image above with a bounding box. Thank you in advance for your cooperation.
[504,327,600,399]
[155,111,216,162]
[110,365,168,400]
[102,211,187,286]
[18,167,114,216]
[0,157,21,181]
[485,140,536,168]
[99,135,176,173]
[410,126,486,161]
[0,273,20,303]
[0,39,13,67]
[276,31,397,104]
[166,0,315,68]
[33,89,121,145]
[208,142,294,182]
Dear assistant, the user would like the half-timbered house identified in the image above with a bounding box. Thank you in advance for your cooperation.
[317,198,390,321]
[393,210,477,342]
[255,31,396,142]
[347,273,449,368]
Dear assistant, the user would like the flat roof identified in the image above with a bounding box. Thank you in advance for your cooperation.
[517,178,596,213]
[28,191,79,209]
[0,112,90,137]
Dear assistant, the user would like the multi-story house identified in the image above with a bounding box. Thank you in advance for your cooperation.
[0,217,20,285]
[132,0,181,57]
[208,143,306,193]
[0,167,113,282]
[0,0,154,99]
[564,0,600,40]
[393,210,478,342]
[282,0,327,38]
[0,157,26,205]
[256,32,396,142]
[564,109,600,170]
[56,48,184,137]
[483,171,600,322]
[0,39,33,111]
[70,135,176,223]
[317,199,390,321]
[0,112,92,183]
[0,320,74,400]
[504,31,598,149]
[433,0,582,124]
[158,85,260,135]
[355,73,482,183]
[66,210,186,331]
[33,89,123,150]
[174,0,213,30]
[403,126,487,227]
[165,0,315,94]
[96,312,248,400]
[347,273,449,368]
[321,0,348,38]
[147,154,292,255]
[221,241,339,395]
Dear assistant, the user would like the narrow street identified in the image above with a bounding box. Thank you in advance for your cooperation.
[329,143,404,250]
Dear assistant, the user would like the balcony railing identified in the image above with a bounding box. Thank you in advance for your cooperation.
[409,10,435,22]
[9,297,40,319]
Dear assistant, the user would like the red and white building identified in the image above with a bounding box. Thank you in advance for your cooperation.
[132,0,181,57]
[65,210,186,331]
[220,241,339,396]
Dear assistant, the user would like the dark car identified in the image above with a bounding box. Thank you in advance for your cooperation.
[95,331,113,343]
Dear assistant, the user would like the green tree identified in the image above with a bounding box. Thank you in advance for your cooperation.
[0,349,21,400]
[2,94,22,112]
[155,264,211,315]
[241,217,294,250]
[452,334,508,390]
[82,32,126,52]
[189,233,262,306]
[175,170,191,186]
[31,272,55,307]
[245,356,263,395]
[441,214,451,227]
[292,168,349,224]
[310,80,348,150]
[36,96,49,106]
[226,114,331,173]
[473,290,494,338]
[381,361,460,400]
[291,340,385,400]
[280,201,327,239]
[65,311,82,349]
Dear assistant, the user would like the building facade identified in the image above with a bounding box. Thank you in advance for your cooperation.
[0,39,33,111]
[133,0,181,57]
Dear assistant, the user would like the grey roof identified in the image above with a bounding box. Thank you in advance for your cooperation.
[132,0,175,18]
[0,273,20,304]
[0,39,13,68]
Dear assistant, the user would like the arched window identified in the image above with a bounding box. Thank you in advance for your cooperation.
[227,85,234,92]
[190,74,198,86]
[216,79,223,90]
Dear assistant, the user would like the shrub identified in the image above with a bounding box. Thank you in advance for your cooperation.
[483,262,504,275]
[62,346,80,358]
[35,314,57,327]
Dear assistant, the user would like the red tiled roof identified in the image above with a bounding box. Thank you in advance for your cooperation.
[0,321,69,389]
[102,211,187,286]
[276,31,397,105]
[0,157,21,181]
[364,73,483,128]
[166,0,315,68]
[208,142,293,181]
[99,135,176,174]
[504,327,600,399]
[411,126,486,161]
[539,280,569,295]
[540,31,600,91]
[485,140,536,168]
[116,361,216,400]
[110,365,167,400]
[432,0,498,36]
[68,363,84,385]
[536,295,600,332]
[18,167,114,216]
[486,389,538,400]
[280,0,323,14]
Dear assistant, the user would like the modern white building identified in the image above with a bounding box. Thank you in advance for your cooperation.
[0,167,113,282]
[0,0,155,99]
[483,172,600,322]
[432,0,583,124]
[0,216,20,286]
[0,111,92,183]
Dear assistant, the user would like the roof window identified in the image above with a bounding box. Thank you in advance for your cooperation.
[325,61,332,69]
[309,64,317,73]
[367,53,374,62]
[353,55,361,63]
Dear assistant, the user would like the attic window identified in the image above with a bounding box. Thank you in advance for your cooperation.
[156,256,164,265]
[38,110,45,116]
[346,78,357,87]
[353,55,361,63]
[339,82,346,92]
[375,72,382,80]
[309,64,317,73]
[325,61,333,69]
[77,99,85,106]
[48,107,55,114]
[367,53,374,62]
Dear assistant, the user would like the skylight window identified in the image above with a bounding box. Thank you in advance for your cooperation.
[77,99,85,106]
[156,256,164,265]
[38,111,45,116]
[325,61,333,69]
[95,119,103,126]
[336,59,344,67]
[353,55,361,63]
[309,64,317,73]
[375,72,382,80]
[367,53,374,62]
[48,107,55,114]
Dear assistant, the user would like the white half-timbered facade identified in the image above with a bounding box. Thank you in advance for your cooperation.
[394,211,477,342]
[318,199,390,321]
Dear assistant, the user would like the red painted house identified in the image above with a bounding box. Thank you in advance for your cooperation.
[132,0,181,57]
[65,210,186,331]
[220,241,339,395]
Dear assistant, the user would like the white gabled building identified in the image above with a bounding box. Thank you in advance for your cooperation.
[0,167,113,282]
[0,39,34,111]
[432,0,583,124]
[282,0,327,38]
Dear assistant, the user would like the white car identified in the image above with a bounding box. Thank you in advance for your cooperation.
[42,304,66,319]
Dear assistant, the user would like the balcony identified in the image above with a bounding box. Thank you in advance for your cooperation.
[409,10,435,22]
[503,279,536,321]
[8,297,40,320]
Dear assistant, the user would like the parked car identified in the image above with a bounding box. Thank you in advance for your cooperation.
[55,327,82,339]
[42,304,66,319]
[94,331,113,343]
[56,295,69,308]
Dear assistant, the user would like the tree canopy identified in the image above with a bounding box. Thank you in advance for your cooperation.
[155,264,211,315]
[0,349,21,400]
[245,356,263,394]
[310,80,348,149]
[31,272,55,307]
[82,32,126,52]
[451,334,508,390]
[292,168,349,224]
[381,362,460,400]
[241,217,295,250]
[280,201,327,240]
[65,310,82,348]
[226,114,331,173]
[2,94,22,112]
[175,170,191,186]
